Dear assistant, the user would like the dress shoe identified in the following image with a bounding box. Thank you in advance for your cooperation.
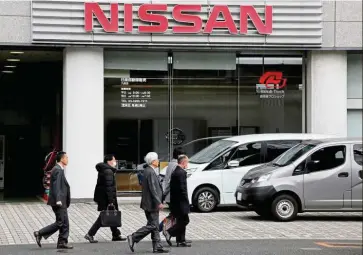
[176,242,191,247]
[57,243,73,249]
[84,234,98,243]
[185,240,192,244]
[112,235,127,241]
[127,235,135,252]
[153,247,169,253]
[33,231,42,248]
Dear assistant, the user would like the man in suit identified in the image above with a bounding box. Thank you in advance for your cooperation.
[165,155,191,247]
[34,151,72,249]
[127,152,169,253]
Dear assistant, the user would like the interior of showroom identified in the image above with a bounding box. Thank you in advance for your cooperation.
[0,47,62,200]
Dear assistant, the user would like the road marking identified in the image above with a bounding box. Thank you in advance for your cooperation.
[315,242,363,248]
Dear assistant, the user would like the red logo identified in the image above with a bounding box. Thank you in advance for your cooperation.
[259,71,287,89]
[84,3,273,35]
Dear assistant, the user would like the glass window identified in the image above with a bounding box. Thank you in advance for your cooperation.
[353,144,363,166]
[265,140,301,162]
[189,139,237,164]
[104,51,169,193]
[171,52,238,158]
[229,142,262,167]
[273,143,317,167]
[308,146,346,172]
[237,56,303,134]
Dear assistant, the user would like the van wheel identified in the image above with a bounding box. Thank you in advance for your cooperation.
[193,187,218,213]
[254,205,272,218]
[271,194,298,221]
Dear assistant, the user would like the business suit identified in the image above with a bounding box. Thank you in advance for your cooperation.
[131,166,164,250]
[38,164,71,245]
[168,166,190,243]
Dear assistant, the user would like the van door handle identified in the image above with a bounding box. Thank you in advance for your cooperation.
[338,172,349,178]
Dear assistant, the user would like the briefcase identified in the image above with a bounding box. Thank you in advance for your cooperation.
[100,207,122,227]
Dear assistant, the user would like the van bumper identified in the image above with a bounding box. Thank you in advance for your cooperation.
[235,185,276,207]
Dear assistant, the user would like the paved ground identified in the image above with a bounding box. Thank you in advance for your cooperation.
[0,200,361,246]
[0,240,362,255]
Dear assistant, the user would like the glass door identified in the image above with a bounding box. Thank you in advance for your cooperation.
[104,51,171,193]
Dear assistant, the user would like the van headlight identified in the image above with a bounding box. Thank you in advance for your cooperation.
[186,168,197,178]
[251,173,271,184]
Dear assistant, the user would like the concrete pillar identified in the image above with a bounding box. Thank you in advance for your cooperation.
[63,47,104,199]
[306,51,347,136]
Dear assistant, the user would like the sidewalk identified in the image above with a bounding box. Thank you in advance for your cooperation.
[0,201,361,246]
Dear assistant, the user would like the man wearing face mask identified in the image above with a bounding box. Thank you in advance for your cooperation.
[164,155,191,247]
[84,154,126,243]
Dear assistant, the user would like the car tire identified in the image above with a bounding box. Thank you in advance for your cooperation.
[254,205,272,218]
[193,187,218,213]
[271,194,298,222]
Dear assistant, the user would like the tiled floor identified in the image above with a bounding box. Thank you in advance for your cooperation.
[0,201,361,245]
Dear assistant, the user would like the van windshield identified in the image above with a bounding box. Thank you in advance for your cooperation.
[271,143,316,166]
[189,140,238,164]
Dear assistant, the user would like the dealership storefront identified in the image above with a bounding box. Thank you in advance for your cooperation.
[0,0,362,199]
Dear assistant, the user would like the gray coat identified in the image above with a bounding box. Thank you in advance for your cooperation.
[140,166,163,212]
[162,159,178,203]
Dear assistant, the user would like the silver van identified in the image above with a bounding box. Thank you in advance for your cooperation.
[235,138,363,221]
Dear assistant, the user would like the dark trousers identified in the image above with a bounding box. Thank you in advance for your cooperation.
[168,214,189,243]
[38,206,69,244]
[88,213,121,237]
[132,211,163,249]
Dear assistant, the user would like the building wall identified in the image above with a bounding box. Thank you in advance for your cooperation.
[0,0,362,49]
[347,53,363,137]
[0,1,31,44]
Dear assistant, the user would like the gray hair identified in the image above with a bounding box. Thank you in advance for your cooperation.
[177,154,188,164]
[144,152,158,165]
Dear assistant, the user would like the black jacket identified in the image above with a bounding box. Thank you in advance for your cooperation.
[169,166,190,216]
[93,163,118,211]
[47,164,70,208]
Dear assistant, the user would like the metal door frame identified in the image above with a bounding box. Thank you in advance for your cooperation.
[0,135,5,190]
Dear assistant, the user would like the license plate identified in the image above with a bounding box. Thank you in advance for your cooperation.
[237,192,242,201]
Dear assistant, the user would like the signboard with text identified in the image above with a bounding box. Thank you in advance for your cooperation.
[256,71,287,99]
[31,1,322,47]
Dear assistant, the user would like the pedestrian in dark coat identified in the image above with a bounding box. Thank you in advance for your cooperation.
[127,152,169,253]
[166,155,191,247]
[34,151,73,250]
[84,154,126,243]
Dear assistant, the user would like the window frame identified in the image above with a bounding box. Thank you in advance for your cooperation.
[353,144,363,166]
[304,145,347,174]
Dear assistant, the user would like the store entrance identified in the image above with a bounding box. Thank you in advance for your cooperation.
[0,48,62,201]
[105,119,153,193]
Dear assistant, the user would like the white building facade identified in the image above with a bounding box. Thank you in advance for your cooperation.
[0,0,362,199]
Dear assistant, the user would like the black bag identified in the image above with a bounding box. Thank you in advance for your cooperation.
[100,205,122,227]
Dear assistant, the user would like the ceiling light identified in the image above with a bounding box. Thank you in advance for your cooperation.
[10,51,24,54]
[4,65,16,68]
[7,59,20,62]
[2,70,14,73]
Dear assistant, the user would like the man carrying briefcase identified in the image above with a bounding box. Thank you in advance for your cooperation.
[85,154,126,243]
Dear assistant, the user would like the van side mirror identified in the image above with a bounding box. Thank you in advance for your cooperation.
[227,160,240,168]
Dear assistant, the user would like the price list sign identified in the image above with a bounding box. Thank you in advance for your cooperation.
[120,78,151,108]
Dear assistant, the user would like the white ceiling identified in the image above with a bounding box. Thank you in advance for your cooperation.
[0,50,62,64]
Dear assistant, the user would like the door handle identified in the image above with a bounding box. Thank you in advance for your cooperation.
[338,172,349,178]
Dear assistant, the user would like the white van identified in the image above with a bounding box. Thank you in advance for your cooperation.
[186,133,335,212]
